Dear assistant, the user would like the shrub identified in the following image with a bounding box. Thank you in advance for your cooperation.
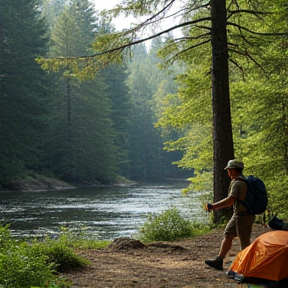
[0,225,61,288]
[0,223,104,288]
[32,237,90,273]
[137,206,209,243]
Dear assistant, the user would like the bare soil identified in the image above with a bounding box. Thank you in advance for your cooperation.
[64,224,273,288]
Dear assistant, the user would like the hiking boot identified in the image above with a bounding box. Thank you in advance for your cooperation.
[205,257,223,270]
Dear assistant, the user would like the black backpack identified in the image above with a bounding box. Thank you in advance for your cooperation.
[237,175,268,215]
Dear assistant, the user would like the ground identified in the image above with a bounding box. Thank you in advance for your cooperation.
[64,224,273,288]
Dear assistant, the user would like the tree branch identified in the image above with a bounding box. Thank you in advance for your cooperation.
[82,17,212,59]
[174,32,211,42]
[228,57,246,80]
[229,26,255,47]
[169,39,211,64]
[129,0,176,32]
[227,22,288,37]
[195,25,212,31]
[228,47,266,72]
[182,1,211,16]
[227,0,239,11]
[227,9,274,20]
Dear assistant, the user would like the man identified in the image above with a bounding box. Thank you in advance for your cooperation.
[204,159,255,270]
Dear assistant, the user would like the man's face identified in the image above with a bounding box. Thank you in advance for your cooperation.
[227,168,236,179]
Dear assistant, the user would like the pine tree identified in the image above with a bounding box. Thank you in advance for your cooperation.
[45,3,118,183]
[126,43,187,180]
[0,0,49,184]
[39,0,68,28]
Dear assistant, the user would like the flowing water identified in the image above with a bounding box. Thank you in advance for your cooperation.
[0,180,208,240]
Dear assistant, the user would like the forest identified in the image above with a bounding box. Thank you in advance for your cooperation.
[1,0,288,219]
[0,0,189,187]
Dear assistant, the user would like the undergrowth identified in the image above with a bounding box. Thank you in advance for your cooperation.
[57,226,111,249]
[136,206,210,243]
[0,224,106,288]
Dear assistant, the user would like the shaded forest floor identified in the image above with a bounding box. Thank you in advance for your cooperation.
[64,224,278,288]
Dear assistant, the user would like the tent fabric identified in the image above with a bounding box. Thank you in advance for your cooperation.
[229,230,288,282]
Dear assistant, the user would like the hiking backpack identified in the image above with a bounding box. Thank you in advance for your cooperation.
[237,175,268,215]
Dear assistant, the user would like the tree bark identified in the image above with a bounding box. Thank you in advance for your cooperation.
[210,0,234,222]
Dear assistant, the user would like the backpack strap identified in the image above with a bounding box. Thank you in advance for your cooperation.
[235,177,249,212]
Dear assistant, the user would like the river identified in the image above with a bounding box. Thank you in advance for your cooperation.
[0,180,208,240]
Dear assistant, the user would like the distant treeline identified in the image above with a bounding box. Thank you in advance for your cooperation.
[0,0,189,186]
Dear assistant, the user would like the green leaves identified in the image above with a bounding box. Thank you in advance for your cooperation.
[0,226,57,288]
[137,206,209,243]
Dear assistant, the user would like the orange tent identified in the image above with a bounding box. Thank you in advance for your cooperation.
[229,230,288,282]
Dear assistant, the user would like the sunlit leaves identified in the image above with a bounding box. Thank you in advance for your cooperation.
[37,29,133,80]
[230,66,288,217]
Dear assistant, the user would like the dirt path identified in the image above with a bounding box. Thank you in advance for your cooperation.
[64,224,272,288]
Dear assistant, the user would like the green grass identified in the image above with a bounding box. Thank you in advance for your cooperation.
[56,226,111,250]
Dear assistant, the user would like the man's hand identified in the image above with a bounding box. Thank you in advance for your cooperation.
[205,203,214,212]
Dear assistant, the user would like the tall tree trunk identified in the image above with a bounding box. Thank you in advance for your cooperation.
[211,0,234,222]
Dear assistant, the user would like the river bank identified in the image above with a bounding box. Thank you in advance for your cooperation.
[4,178,75,192]
[0,174,138,192]
[64,224,275,288]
